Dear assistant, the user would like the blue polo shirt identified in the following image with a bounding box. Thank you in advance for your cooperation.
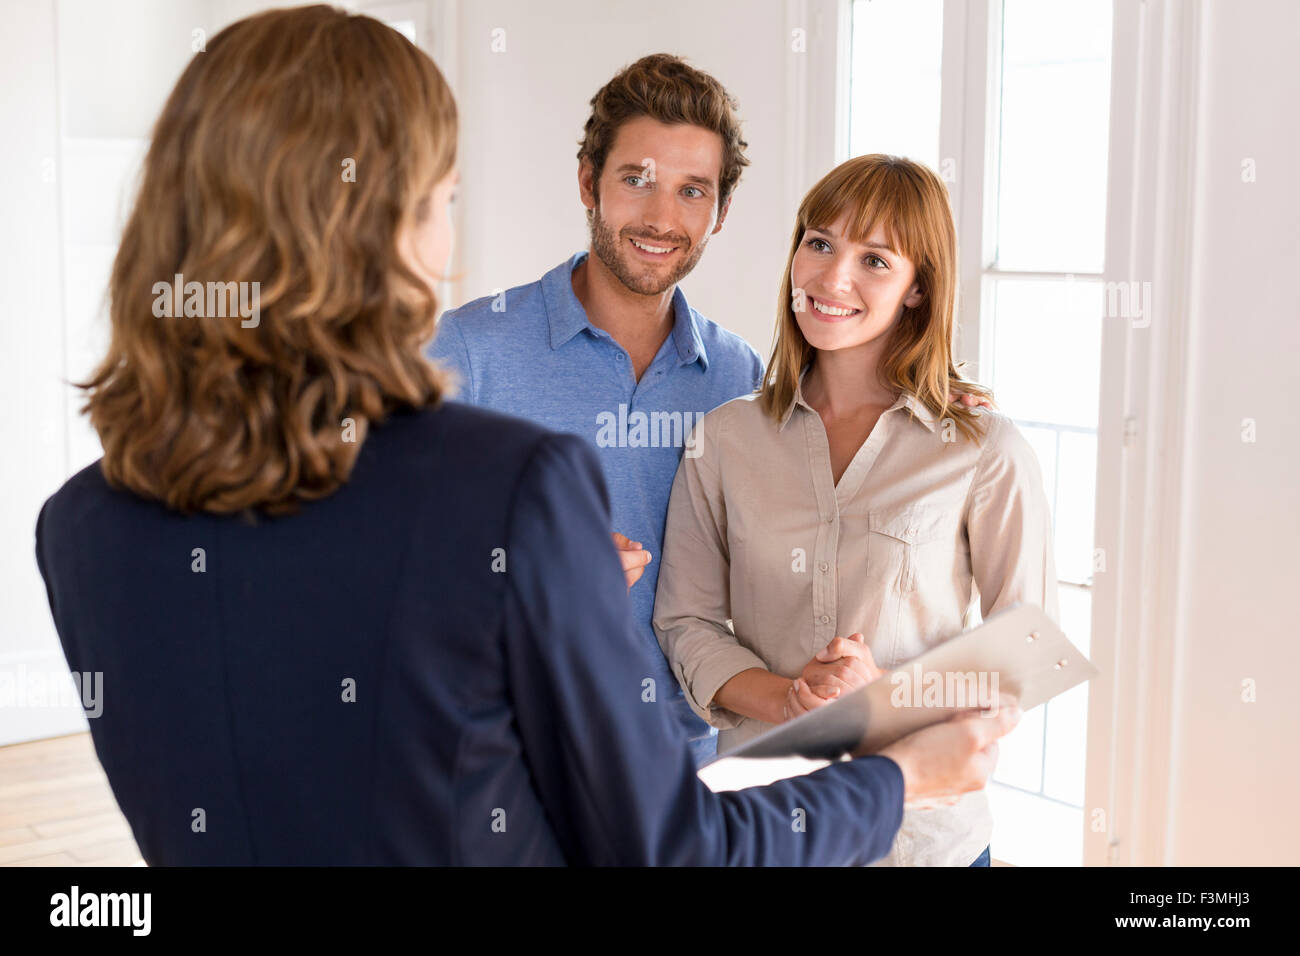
[428,251,764,763]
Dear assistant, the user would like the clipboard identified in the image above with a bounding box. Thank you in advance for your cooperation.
[697,603,1097,792]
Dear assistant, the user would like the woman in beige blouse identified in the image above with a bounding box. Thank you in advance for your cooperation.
[653,154,1060,867]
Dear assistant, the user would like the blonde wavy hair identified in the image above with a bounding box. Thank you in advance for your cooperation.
[80,4,457,515]
[761,154,993,442]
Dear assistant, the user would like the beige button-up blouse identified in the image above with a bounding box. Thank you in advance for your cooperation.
[652,376,1060,866]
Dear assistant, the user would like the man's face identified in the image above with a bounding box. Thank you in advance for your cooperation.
[579,115,730,296]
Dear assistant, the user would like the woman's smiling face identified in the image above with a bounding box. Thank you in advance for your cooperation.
[790,212,926,354]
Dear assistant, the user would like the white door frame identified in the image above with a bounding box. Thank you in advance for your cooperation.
[1084,0,1206,867]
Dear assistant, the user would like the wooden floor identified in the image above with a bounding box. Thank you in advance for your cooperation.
[0,732,142,867]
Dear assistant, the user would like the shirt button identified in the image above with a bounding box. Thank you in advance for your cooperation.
[824,515,833,524]
[818,562,829,572]
[820,614,830,624]
[616,353,626,362]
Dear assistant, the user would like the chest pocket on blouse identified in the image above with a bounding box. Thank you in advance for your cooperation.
[867,505,951,594]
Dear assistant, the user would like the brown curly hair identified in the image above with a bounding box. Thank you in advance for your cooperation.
[79,4,458,516]
[576,53,749,223]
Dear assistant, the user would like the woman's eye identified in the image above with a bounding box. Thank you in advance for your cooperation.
[805,237,831,253]
[866,254,887,268]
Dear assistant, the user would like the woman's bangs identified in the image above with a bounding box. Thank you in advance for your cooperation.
[803,173,913,262]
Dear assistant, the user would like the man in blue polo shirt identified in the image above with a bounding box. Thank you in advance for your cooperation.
[429,55,760,764]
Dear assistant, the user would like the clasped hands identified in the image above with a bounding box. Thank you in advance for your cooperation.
[782,632,882,722]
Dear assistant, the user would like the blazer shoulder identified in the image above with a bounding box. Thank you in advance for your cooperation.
[379,402,608,506]
[38,459,107,516]
[35,460,132,565]
[379,399,559,465]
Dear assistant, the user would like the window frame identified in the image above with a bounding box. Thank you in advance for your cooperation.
[831,0,1201,866]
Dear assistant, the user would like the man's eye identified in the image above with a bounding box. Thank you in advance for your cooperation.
[683,186,703,198]
[625,176,647,188]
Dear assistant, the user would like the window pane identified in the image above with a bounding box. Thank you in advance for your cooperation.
[992,693,1044,792]
[1059,582,1092,660]
[994,0,1113,272]
[988,278,1103,430]
[848,0,943,170]
[1055,430,1098,585]
[1043,587,1093,804]
[988,783,1083,865]
[994,589,1093,805]
[1019,424,1059,517]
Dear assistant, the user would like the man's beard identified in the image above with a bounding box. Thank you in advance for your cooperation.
[589,205,707,296]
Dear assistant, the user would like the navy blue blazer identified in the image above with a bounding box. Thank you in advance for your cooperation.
[35,401,904,865]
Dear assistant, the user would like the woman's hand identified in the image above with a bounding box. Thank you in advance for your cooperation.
[611,531,652,589]
[783,633,884,719]
[782,677,835,721]
[800,633,883,699]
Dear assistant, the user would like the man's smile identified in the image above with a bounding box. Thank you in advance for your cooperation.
[628,235,680,258]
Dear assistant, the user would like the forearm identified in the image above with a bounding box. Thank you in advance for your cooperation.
[712,667,793,725]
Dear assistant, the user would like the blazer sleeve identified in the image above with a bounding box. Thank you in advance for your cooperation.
[499,434,904,868]
[500,431,905,866]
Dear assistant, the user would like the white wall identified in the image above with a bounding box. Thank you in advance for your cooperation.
[0,0,227,744]
[0,0,77,744]
[1164,0,1300,865]
[1087,0,1300,867]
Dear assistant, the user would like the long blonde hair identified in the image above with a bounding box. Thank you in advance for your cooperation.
[80,5,457,515]
[761,154,993,442]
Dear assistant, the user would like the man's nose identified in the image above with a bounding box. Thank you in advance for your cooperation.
[641,186,679,237]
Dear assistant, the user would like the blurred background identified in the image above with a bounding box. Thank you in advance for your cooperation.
[1,0,1296,867]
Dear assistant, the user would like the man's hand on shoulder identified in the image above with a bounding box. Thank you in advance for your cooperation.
[949,390,993,409]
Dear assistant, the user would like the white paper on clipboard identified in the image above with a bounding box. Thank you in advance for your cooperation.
[696,603,1097,793]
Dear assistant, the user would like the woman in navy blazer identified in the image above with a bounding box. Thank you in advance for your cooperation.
[34,5,1016,865]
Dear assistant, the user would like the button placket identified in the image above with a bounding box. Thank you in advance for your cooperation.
[804,413,839,647]
[815,521,838,642]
